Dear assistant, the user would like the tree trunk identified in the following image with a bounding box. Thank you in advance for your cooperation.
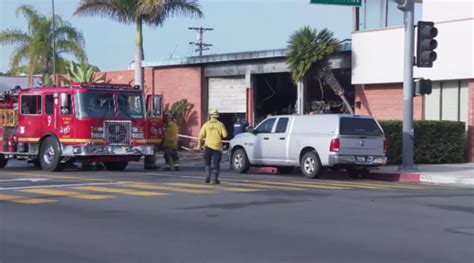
[135,17,144,89]
[322,67,354,114]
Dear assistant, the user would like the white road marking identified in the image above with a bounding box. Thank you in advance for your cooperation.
[0,178,50,183]
[0,182,124,191]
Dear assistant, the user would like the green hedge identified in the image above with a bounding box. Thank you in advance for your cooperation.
[379,120,466,164]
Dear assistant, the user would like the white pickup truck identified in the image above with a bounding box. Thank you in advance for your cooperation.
[229,114,387,179]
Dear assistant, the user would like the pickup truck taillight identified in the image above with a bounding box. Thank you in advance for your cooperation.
[329,138,340,152]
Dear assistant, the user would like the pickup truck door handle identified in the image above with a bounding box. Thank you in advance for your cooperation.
[279,137,285,140]
[263,137,269,140]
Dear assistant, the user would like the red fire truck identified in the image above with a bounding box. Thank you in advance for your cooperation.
[0,83,163,171]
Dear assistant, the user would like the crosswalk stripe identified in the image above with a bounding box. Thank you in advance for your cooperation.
[0,193,56,204]
[125,183,215,194]
[288,180,391,189]
[223,182,306,191]
[72,186,166,197]
[254,181,351,190]
[288,180,428,190]
[19,189,113,200]
[324,180,425,190]
[163,182,263,192]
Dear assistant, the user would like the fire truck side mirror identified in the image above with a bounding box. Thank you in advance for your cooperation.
[60,93,69,108]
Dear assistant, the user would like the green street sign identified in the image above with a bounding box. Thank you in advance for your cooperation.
[310,0,361,6]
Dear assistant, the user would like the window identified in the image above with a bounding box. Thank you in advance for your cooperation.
[75,92,115,118]
[256,118,275,133]
[117,93,144,118]
[60,94,72,115]
[275,118,289,133]
[45,95,54,115]
[340,118,383,136]
[21,95,42,115]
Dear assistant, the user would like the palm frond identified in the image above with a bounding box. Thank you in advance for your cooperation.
[56,40,88,64]
[74,0,138,24]
[141,0,203,26]
[0,29,31,45]
[15,5,44,31]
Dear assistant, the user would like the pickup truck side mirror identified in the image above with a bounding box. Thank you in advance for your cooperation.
[246,127,255,134]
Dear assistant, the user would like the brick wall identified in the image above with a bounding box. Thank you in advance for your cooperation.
[354,83,424,120]
[468,80,474,162]
[101,67,204,143]
[152,67,203,139]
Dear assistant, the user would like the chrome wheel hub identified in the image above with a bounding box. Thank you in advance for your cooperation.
[43,145,55,165]
[303,157,315,174]
[234,153,243,169]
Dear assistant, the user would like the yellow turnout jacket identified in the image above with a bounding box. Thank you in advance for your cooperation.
[198,117,228,151]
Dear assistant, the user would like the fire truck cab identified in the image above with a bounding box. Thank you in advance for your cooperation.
[0,83,163,171]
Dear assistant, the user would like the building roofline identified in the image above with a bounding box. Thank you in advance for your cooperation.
[142,43,351,68]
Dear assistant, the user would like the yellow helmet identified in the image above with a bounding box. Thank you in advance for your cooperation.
[209,108,219,117]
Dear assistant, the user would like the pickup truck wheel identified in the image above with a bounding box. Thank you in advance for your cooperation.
[39,137,64,172]
[300,151,321,179]
[0,154,8,168]
[104,161,129,171]
[231,148,250,173]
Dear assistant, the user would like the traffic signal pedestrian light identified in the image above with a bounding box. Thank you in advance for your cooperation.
[414,79,432,96]
[416,21,438,68]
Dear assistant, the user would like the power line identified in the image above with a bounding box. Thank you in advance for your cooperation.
[188,27,213,56]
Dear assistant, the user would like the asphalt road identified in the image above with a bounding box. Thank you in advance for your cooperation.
[0,160,473,263]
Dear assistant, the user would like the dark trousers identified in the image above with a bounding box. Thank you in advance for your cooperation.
[164,147,179,168]
[204,147,222,179]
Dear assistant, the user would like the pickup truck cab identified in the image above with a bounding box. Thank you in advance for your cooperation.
[229,114,387,178]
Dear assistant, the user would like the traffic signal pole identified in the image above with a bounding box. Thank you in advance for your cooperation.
[401,0,415,170]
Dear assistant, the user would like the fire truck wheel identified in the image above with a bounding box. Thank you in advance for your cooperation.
[103,161,129,171]
[0,154,8,168]
[39,137,64,171]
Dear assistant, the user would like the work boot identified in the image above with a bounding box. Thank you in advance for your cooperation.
[205,166,211,184]
[211,170,220,184]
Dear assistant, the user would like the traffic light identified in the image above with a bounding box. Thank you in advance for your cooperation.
[414,79,432,96]
[416,21,438,68]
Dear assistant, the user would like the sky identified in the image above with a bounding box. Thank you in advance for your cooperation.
[0,0,354,73]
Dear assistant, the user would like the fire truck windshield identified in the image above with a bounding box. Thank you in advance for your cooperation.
[75,92,144,119]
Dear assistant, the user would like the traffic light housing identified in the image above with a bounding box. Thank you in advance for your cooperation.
[414,79,432,96]
[416,21,438,68]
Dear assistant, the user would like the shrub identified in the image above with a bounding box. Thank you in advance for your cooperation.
[379,120,466,164]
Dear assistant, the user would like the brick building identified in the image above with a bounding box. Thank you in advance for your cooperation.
[351,0,474,162]
[102,48,351,142]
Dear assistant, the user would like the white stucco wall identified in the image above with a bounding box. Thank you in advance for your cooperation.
[352,0,474,85]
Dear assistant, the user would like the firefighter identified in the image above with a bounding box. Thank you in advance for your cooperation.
[197,108,228,184]
[162,113,180,171]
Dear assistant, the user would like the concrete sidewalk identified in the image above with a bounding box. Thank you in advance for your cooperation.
[369,163,474,187]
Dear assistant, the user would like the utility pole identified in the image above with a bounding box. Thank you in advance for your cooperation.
[188,27,213,56]
[52,0,56,85]
[396,0,415,170]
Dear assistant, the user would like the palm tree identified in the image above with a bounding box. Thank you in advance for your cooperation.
[74,0,203,89]
[0,5,87,80]
[286,26,353,114]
